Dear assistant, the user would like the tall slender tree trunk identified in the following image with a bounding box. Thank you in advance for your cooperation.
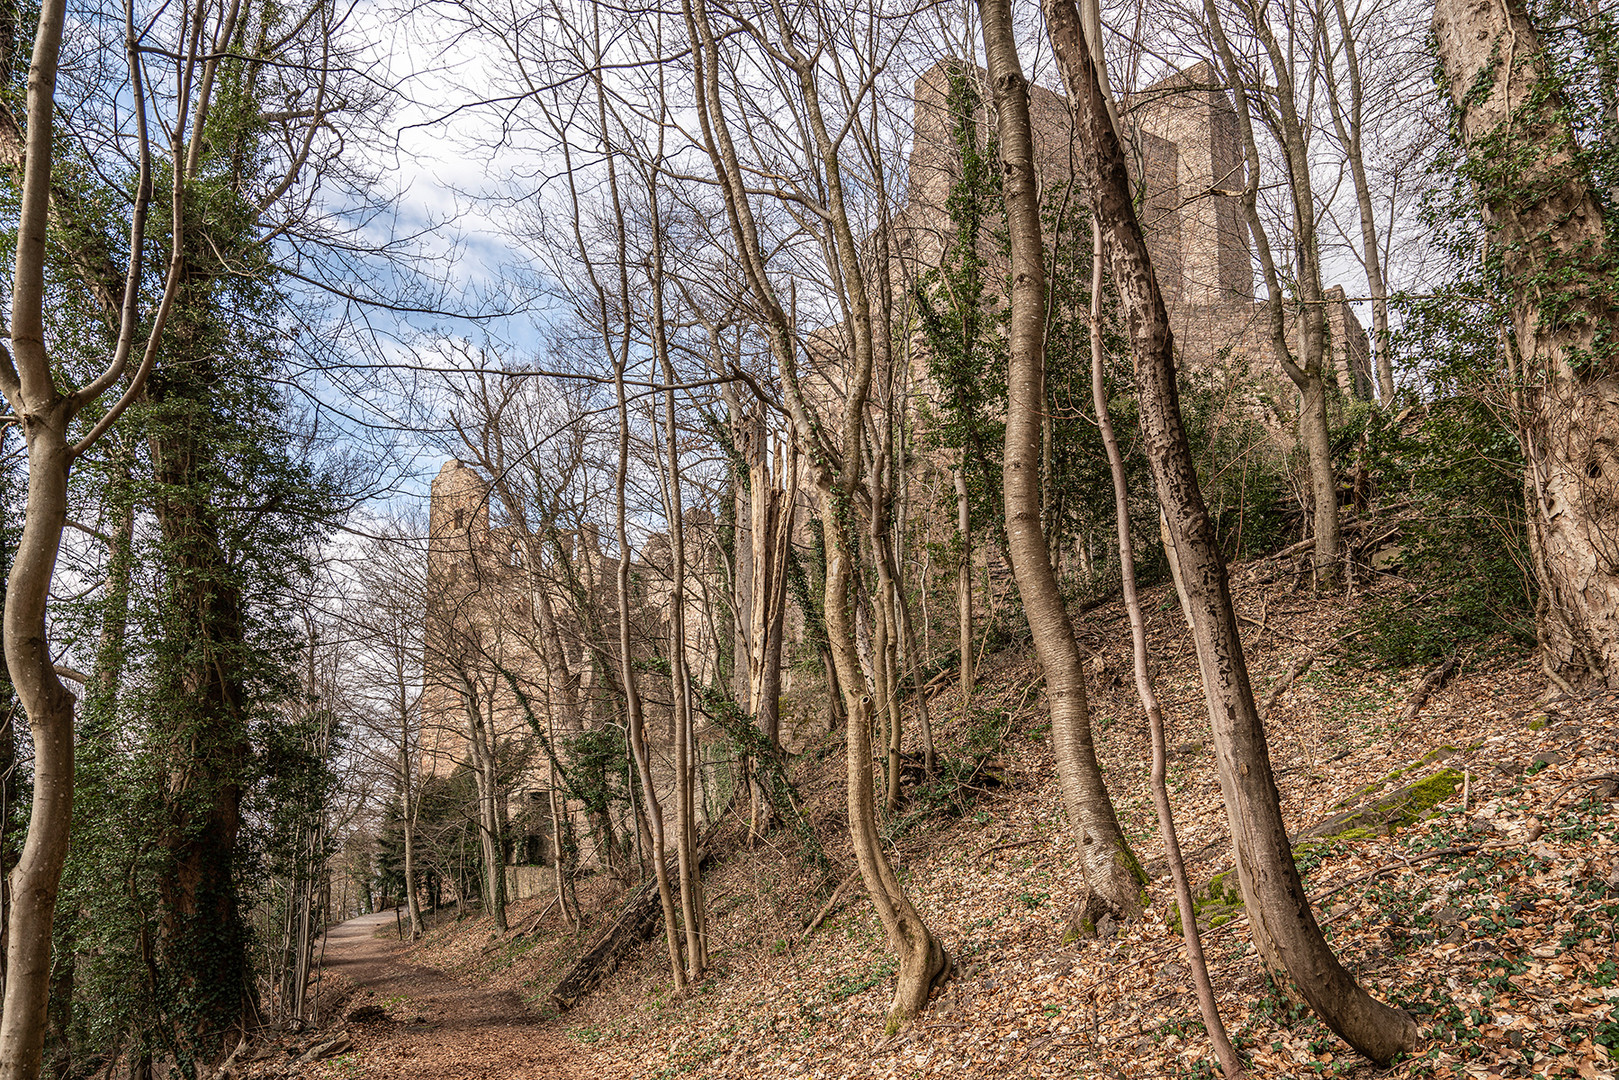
[981,0,1143,929]
[651,169,706,977]
[1213,0,1340,584]
[894,563,935,774]
[685,0,946,1019]
[463,687,507,933]
[613,351,684,991]
[953,464,973,708]
[0,414,77,1080]
[399,729,423,938]
[1043,2,1419,1061]
[1319,0,1393,403]
[1089,222,1242,1078]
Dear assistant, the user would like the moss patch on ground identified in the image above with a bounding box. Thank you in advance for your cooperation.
[1298,767,1463,848]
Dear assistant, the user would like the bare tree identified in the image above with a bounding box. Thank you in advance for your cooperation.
[1202,0,1342,586]
[0,0,217,1068]
[1042,0,1419,1062]
[350,527,431,939]
[683,0,949,1019]
[1313,0,1392,403]
[980,0,1145,931]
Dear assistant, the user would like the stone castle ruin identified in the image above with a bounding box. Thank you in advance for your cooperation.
[421,62,1374,895]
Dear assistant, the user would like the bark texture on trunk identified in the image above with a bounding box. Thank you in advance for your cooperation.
[982,0,1143,928]
[0,420,75,1080]
[1088,222,1243,1078]
[1434,0,1619,688]
[1043,0,1419,1063]
[684,0,946,1019]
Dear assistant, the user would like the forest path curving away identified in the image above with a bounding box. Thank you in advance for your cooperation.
[296,909,586,1080]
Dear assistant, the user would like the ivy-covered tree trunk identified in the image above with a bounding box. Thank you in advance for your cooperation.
[146,342,254,1053]
[1435,0,1619,688]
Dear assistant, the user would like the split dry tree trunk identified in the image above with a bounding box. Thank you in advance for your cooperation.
[981,0,1144,930]
[1043,0,1419,1063]
[1434,0,1619,689]
[953,462,974,708]
[685,0,946,1020]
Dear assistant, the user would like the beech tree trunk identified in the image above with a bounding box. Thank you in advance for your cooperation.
[0,428,76,1080]
[981,0,1144,929]
[1042,0,1420,1063]
[685,0,946,1020]
[1434,0,1619,688]
[1088,222,1243,1078]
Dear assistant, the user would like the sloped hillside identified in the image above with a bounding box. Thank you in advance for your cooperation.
[306,568,1618,1080]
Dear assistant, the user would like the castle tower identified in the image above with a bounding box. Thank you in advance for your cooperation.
[429,458,490,560]
[1129,62,1254,307]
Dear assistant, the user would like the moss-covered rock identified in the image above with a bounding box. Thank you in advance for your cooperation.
[1167,869,1245,936]
[1298,767,1463,847]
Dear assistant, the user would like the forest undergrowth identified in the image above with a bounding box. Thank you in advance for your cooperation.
[296,567,1617,1080]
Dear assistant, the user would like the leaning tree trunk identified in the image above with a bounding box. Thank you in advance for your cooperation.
[1043,0,1419,1064]
[1089,222,1243,1078]
[1434,0,1619,688]
[981,0,1144,930]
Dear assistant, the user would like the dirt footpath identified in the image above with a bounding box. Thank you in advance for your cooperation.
[301,910,585,1080]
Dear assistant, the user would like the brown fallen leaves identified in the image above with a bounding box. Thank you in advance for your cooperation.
[348,573,1619,1080]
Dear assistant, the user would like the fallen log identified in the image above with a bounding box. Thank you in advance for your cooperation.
[549,829,719,1011]
[798,868,861,943]
[1403,656,1460,721]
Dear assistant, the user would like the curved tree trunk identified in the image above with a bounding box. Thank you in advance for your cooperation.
[1043,0,1419,1064]
[685,0,946,1019]
[1434,0,1619,688]
[981,0,1144,929]
[1089,222,1243,1078]
[0,425,76,1080]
